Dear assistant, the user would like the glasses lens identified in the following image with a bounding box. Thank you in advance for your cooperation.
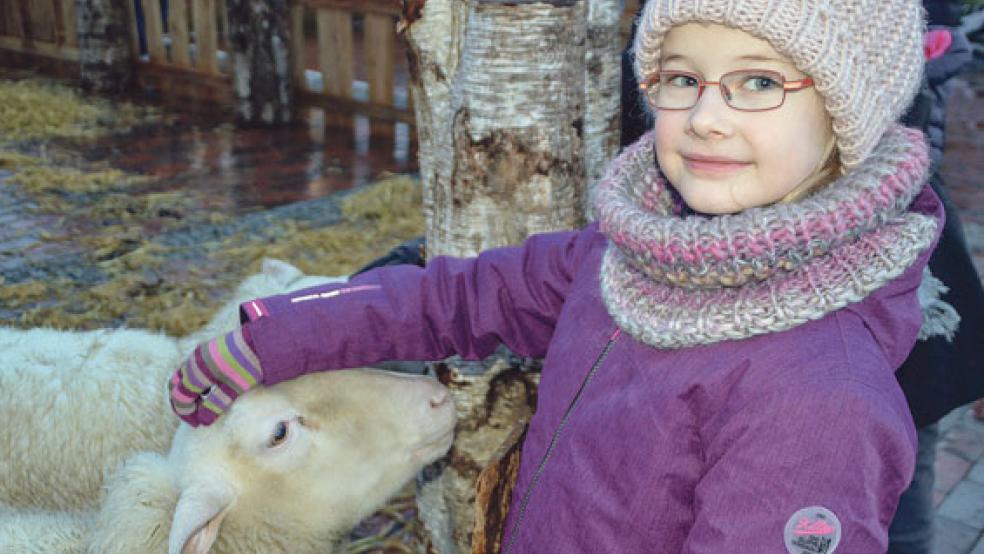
[721,71,785,110]
[652,72,700,109]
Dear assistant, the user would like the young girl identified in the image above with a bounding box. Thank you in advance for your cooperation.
[168,0,949,551]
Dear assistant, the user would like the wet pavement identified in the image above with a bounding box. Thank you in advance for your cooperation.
[929,69,984,554]
[0,96,416,286]
[70,106,415,210]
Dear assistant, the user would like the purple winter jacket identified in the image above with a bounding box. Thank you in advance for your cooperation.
[242,186,942,553]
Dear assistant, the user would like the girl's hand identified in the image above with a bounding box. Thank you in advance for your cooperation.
[168,326,263,426]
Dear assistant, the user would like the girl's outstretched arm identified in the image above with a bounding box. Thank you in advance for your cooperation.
[241,225,604,386]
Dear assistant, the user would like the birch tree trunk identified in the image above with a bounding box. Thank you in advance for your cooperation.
[226,0,292,125]
[405,1,603,552]
[583,0,622,219]
[77,0,134,93]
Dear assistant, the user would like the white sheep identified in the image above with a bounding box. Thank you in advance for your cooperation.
[0,260,455,553]
[0,259,341,513]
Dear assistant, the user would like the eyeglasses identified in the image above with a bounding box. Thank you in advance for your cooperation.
[639,69,815,112]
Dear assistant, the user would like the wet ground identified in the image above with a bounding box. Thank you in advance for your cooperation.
[940,71,984,276]
[928,69,984,554]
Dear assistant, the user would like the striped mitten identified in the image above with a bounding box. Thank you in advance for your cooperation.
[168,326,263,427]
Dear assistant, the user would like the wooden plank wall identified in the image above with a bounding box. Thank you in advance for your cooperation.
[0,0,79,62]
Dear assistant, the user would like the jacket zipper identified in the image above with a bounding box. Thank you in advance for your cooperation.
[503,328,622,554]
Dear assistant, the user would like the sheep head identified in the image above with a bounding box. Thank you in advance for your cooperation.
[167,368,456,554]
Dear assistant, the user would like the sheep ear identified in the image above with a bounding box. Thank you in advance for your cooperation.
[168,485,233,554]
[261,258,303,286]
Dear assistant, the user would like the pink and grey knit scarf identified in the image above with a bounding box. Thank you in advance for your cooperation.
[593,125,943,349]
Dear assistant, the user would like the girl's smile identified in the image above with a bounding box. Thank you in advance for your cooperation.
[680,153,752,177]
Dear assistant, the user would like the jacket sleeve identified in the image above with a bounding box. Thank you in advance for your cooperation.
[681,379,916,554]
[240,225,603,385]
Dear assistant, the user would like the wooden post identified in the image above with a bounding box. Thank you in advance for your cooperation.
[78,0,135,93]
[56,0,78,46]
[226,0,293,125]
[17,1,32,46]
[364,12,395,137]
[140,0,165,62]
[124,0,140,56]
[289,3,306,88]
[192,0,218,73]
[216,0,229,50]
[169,0,191,66]
[316,8,352,127]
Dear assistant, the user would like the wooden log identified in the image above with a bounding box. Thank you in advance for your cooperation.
[168,0,190,66]
[316,8,353,126]
[289,3,306,90]
[192,0,218,73]
[140,0,165,62]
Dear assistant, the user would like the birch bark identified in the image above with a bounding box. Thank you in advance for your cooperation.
[583,0,622,219]
[404,0,619,552]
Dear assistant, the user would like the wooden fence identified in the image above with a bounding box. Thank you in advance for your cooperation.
[0,1,80,71]
[126,0,412,129]
[1,0,643,130]
[130,0,234,104]
[288,0,411,133]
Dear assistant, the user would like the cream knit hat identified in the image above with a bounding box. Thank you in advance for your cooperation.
[633,0,926,168]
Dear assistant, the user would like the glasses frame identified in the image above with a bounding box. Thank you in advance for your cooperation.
[639,69,815,112]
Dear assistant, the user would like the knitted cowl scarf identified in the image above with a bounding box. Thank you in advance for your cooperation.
[593,124,941,349]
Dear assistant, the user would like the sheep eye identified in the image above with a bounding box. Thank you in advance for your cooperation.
[268,421,290,448]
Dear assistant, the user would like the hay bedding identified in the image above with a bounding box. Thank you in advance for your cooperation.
[0,76,426,552]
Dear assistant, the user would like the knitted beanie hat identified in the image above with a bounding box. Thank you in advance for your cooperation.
[633,0,926,168]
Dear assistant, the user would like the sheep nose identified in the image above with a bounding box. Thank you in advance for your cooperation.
[430,388,450,408]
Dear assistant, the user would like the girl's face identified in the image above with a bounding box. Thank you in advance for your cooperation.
[653,23,834,214]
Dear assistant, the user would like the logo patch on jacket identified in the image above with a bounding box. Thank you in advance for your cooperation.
[783,506,841,554]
